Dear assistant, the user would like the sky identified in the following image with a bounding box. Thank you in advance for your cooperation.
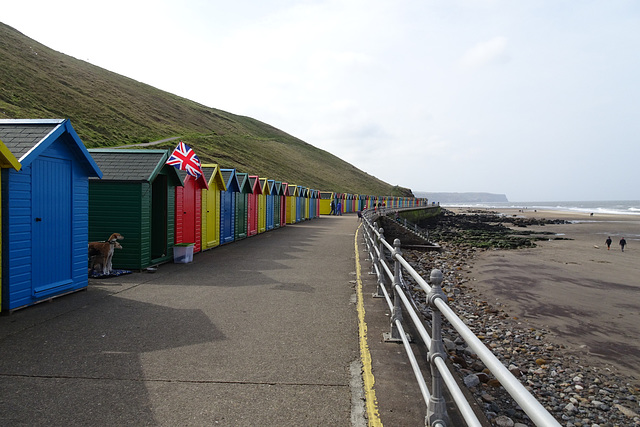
[3,0,640,202]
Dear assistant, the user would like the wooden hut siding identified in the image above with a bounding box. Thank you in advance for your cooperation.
[90,174,177,268]
[220,169,240,245]
[286,184,298,224]
[273,181,281,229]
[0,143,21,312]
[201,189,221,249]
[247,176,262,236]
[280,183,288,227]
[201,164,225,251]
[303,188,310,220]
[312,190,320,218]
[1,119,101,311]
[296,186,304,222]
[89,181,150,269]
[266,180,275,231]
[234,172,251,240]
[258,178,268,234]
[175,173,206,253]
[319,191,333,215]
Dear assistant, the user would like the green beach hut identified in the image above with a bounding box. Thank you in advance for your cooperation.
[234,172,252,240]
[88,149,183,270]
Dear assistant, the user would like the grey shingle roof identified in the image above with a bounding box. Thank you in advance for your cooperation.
[201,166,217,182]
[88,149,167,181]
[0,120,62,161]
[220,169,233,185]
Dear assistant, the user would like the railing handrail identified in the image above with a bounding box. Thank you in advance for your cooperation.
[360,207,561,427]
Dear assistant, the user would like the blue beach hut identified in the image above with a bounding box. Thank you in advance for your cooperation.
[273,181,282,229]
[0,140,21,312]
[220,168,240,245]
[0,119,102,311]
[266,179,276,231]
[296,186,305,222]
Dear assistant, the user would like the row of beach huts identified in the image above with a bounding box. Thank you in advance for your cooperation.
[0,119,427,312]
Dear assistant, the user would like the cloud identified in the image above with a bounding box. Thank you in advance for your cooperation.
[459,36,511,69]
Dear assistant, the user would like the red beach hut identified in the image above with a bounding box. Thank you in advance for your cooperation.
[280,183,288,228]
[175,171,208,253]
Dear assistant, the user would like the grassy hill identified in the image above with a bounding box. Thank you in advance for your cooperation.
[0,22,412,197]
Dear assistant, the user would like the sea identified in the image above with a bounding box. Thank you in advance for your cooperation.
[441,200,640,216]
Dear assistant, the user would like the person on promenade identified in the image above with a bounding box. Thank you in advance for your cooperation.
[330,200,336,215]
[606,237,612,250]
[620,237,627,252]
[337,201,342,216]
[357,210,362,221]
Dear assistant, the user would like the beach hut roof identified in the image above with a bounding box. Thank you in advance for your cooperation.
[267,179,276,195]
[220,168,240,192]
[176,168,208,189]
[0,119,101,176]
[274,181,282,196]
[201,163,226,191]
[259,178,270,195]
[319,191,333,199]
[287,184,298,197]
[88,149,181,184]
[249,175,263,194]
[236,172,253,194]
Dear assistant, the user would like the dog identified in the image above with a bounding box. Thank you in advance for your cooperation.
[89,233,124,275]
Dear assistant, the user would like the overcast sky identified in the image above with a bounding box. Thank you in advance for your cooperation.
[4,0,640,201]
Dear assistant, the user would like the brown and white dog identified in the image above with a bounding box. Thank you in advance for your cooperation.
[89,233,124,275]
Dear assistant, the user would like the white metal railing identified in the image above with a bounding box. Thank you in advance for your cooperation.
[361,207,561,427]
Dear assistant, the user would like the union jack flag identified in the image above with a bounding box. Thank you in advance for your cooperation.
[166,141,203,178]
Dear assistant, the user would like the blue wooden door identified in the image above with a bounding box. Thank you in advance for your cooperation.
[220,191,233,244]
[31,156,73,297]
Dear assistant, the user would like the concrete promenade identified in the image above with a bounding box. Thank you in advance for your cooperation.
[0,215,434,426]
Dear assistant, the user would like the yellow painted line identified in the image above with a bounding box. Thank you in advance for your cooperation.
[355,225,383,427]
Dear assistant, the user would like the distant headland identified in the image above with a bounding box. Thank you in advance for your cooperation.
[413,192,509,203]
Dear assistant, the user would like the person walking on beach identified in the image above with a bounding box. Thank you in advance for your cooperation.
[620,237,627,252]
[606,236,612,250]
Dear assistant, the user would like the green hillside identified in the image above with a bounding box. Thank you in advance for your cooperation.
[0,22,412,196]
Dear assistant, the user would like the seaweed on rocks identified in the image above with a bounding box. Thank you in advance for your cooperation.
[414,209,570,250]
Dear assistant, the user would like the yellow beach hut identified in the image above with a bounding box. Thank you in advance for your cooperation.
[258,178,269,234]
[286,184,299,224]
[201,164,226,251]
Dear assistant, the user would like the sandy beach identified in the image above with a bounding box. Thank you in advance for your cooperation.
[458,207,640,384]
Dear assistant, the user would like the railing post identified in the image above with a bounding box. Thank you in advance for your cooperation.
[366,223,377,274]
[426,269,449,427]
[384,238,404,342]
[372,226,386,297]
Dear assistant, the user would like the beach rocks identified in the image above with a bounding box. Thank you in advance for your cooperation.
[401,242,640,426]
[408,209,568,249]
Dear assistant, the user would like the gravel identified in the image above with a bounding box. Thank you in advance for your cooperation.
[401,243,640,427]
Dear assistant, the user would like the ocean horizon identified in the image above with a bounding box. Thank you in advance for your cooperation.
[441,200,640,216]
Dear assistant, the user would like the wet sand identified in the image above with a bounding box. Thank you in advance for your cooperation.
[458,208,640,383]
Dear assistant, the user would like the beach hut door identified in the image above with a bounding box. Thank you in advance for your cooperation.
[182,179,196,244]
[31,156,73,296]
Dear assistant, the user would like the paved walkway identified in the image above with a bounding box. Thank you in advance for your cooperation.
[0,215,440,426]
